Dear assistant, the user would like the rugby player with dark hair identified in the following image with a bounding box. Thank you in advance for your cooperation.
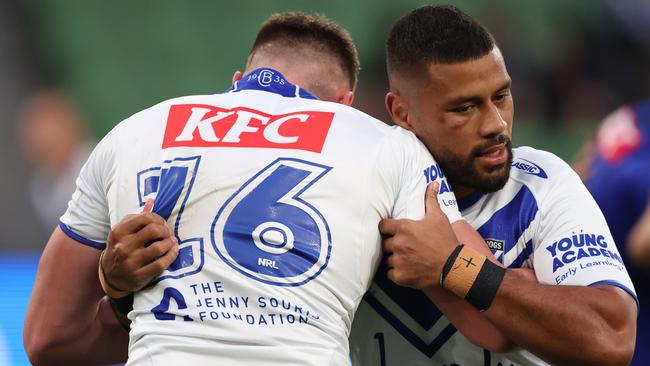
[24,11,493,365]
[351,5,637,365]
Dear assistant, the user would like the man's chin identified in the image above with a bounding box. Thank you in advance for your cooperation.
[474,164,511,193]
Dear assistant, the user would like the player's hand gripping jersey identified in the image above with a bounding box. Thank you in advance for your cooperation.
[59,68,461,366]
[350,147,637,366]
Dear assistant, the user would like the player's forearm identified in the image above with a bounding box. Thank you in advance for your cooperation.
[484,272,636,365]
[429,221,517,352]
[90,297,130,363]
[424,286,516,353]
[25,292,128,365]
[24,228,129,365]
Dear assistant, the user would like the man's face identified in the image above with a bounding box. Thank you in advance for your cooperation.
[395,48,514,198]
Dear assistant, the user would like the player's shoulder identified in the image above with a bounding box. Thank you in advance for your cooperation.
[372,123,428,157]
[304,98,398,133]
[136,93,221,119]
[511,146,576,183]
[296,98,423,149]
[510,146,583,205]
[109,93,219,132]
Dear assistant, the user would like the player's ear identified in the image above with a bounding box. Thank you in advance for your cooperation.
[231,71,243,85]
[386,91,413,130]
[337,91,354,106]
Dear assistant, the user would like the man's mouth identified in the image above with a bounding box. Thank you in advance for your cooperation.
[475,143,508,167]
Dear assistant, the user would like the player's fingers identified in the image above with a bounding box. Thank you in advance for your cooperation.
[137,236,178,265]
[149,211,168,227]
[128,222,172,249]
[382,236,395,254]
[424,181,442,216]
[110,212,162,242]
[108,214,142,243]
[385,252,397,269]
[136,245,180,285]
[386,268,402,285]
[379,218,400,235]
[142,198,154,213]
[154,244,180,270]
[386,267,394,280]
[141,199,168,227]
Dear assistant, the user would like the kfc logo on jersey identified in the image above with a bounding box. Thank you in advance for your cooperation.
[162,104,334,153]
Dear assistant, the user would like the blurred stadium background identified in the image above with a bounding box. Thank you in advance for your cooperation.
[1,0,649,364]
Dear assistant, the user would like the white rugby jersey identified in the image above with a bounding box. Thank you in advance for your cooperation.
[59,68,462,366]
[350,146,638,366]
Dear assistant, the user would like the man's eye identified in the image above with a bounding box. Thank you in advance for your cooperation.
[451,105,472,113]
[494,92,510,102]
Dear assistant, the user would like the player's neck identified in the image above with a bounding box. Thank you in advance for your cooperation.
[450,184,475,200]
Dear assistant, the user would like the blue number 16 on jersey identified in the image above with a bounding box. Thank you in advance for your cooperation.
[212,158,332,287]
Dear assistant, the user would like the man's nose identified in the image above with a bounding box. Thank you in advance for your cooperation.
[479,103,507,138]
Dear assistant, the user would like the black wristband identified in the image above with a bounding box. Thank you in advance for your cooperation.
[110,292,134,316]
[439,244,464,287]
[465,259,506,311]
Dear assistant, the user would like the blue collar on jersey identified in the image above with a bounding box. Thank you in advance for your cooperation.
[457,190,485,211]
[225,68,318,100]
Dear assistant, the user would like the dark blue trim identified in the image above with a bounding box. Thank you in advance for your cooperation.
[483,349,491,366]
[58,222,105,250]
[515,189,538,245]
[363,291,457,358]
[136,166,162,207]
[225,68,318,100]
[298,87,317,99]
[373,257,445,329]
[508,239,534,268]
[589,280,640,313]
[152,156,205,284]
[458,191,484,211]
[155,166,189,220]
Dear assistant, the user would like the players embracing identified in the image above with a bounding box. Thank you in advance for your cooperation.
[23,4,638,366]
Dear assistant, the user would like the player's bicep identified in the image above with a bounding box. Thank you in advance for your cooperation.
[25,227,104,343]
[35,227,104,298]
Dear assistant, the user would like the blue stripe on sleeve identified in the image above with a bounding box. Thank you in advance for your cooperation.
[589,280,640,313]
[58,222,106,250]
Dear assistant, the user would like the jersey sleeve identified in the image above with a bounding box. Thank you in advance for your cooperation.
[531,159,638,306]
[387,127,462,223]
[59,127,119,249]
